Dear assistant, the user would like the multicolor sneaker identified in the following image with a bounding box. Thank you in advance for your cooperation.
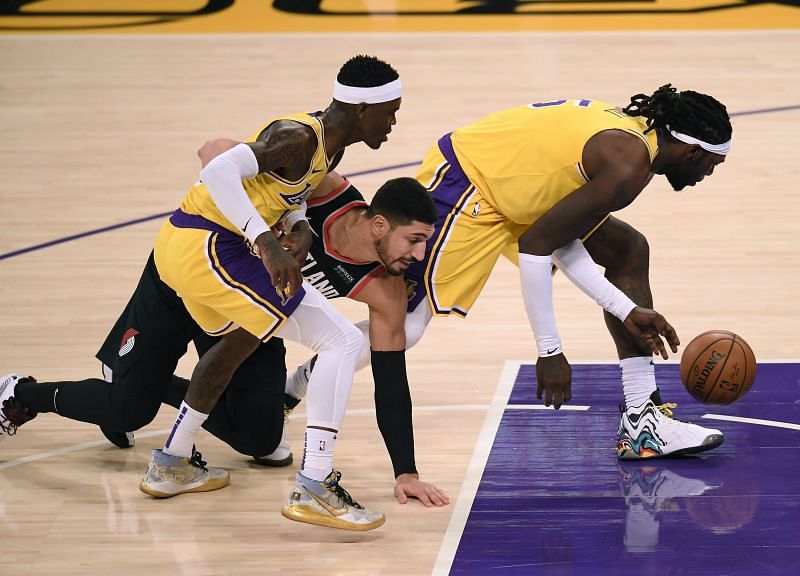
[0,373,37,442]
[281,470,385,531]
[139,448,230,498]
[617,396,724,459]
[251,393,301,467]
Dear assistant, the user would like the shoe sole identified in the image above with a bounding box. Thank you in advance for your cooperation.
[251,453,293,468]
[139,476,230,498]
[618,434,725,460]
[280,505,385,531]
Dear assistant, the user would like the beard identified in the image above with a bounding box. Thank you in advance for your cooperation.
[666,171,690,191]
[375,239,405,276]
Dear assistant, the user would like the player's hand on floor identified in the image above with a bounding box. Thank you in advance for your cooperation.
[623,306,680,359]
[536,353,572,409]
[394,473,450,507]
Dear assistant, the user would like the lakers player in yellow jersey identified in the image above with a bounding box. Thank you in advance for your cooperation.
[272,86,733,473]
[408,84,732,459]
[147,54,405,530]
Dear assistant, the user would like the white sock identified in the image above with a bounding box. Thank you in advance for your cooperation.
[285,360,312,401]
[621,357,657,408]
[300,427,336,481]
[163,401,208,458]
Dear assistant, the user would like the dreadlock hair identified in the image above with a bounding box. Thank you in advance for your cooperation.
[337,55,399,88]
[623,84,732,145]
[366,178,437,227]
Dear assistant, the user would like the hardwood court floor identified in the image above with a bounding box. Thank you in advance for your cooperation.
[1,31,799,575]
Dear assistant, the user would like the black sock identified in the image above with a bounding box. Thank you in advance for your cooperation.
[15,379,60,413]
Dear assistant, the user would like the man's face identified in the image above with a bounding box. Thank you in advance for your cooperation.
[359,98,401,149]
[665,146,726,191]
[374,220,434,276]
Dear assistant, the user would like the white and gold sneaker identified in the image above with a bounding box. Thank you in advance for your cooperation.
[281,470,385,531]
[139,448,229,497]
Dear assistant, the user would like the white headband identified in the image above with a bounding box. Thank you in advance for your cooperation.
[667,125,731,155]
[332,78,402,104]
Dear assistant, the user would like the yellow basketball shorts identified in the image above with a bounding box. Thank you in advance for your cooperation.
[153,210,305,340]
[408,134,527,318]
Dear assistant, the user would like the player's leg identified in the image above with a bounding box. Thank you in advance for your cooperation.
[584,216,723,459]
[2,253,192,444]
[142,220,290,497]
[191,330,287,461]
[275,284,384,530]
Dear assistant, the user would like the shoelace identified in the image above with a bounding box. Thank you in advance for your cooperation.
[325,470,364,510]
[656,402,697,428]
[0,400,17,436]
[189,449,209,471]
[656,402,678,418]
[0,398,28,436]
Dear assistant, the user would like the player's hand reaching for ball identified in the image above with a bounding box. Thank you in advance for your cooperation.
[254,231,303,299]
[536,353,572,409]
[623,306,680,359]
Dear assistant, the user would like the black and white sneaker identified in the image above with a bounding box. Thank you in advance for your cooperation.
[0,373,37,442]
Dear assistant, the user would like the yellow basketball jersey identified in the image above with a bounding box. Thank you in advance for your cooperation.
[180,112,332,232]
[450,99,658,225]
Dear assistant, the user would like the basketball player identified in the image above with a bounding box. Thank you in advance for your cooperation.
[279,84,733,461]
[156,166,449,507]
[0,54,402,531]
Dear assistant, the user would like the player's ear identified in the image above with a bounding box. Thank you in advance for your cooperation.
[371,214,390,236]
[686,144,704,160]
[355,102,370,120]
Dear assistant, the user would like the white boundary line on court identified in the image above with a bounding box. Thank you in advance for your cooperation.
[703,414,800,431]
[431,359,522,576]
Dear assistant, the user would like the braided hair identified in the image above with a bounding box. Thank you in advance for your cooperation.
[623,84,731,145]
[337,55,399,88]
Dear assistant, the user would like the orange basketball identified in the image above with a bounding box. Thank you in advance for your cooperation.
[679,330,757,405]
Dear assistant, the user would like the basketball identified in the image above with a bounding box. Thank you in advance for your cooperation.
[679,330,757,405]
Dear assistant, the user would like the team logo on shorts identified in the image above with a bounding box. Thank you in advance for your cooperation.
[118,328,139,357]
[406,278,418,302]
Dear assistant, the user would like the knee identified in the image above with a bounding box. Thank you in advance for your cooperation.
[112,404,160,432]
[606,228,650,276]
[342,323,365,357]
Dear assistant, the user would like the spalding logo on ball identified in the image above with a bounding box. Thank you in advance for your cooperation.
[679,330,757,405]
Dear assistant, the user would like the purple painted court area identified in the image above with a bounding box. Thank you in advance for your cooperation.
[450,363,800,576]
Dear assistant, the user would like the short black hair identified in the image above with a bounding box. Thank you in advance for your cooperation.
[366,178,437,227]
[337,55,399,88]
[623,84,732,145]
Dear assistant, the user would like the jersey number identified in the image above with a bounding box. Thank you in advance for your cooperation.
[529,99,592,109]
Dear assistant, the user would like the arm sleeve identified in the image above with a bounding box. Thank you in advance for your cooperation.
[371,349,418,477]
[199,143,270,244]
[519,252,562,357]
[552,240,636,321]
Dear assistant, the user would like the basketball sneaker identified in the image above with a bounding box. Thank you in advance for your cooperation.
[617,394,724,459]
[101,428,135,448]
[251,393,301,467]
[281,470,385,531]
[139,448,229,498]
[0,373,37,442]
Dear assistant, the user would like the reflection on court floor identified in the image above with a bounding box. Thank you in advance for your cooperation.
[441,363,800,575]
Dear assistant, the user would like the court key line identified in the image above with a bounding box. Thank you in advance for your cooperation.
[1,103,799,263]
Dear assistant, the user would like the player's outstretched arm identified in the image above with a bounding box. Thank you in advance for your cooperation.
[357,278,449,506]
